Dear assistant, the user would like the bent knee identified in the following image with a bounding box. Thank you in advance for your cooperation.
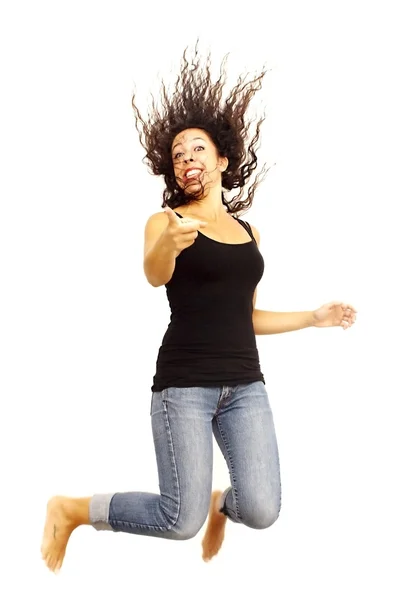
[171,525,201,541]
[241,500,281,530]
[169,513,207,541]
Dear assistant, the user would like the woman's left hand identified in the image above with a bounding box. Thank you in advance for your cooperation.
[313,301,357,329]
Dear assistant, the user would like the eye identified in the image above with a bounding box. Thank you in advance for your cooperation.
[174,152,183,160]
[195,145,204,152]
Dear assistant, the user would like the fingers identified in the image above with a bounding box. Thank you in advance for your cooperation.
[179,215,207,230]
[335,301,357,312]
[164,207,207,230]
[325,300,357,330]
[181,220,207,233]
[342,304,357,327]
[163,206,180,224]
[343,303,357,313]
[328,301,357,315]
[341,307,357,329]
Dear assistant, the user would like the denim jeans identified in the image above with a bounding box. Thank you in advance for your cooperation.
[89,381,281,539]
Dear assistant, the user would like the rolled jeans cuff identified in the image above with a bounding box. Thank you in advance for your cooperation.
[89,493,115,531]
[219,487,232,515]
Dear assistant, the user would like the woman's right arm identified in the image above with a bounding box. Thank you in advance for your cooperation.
[143,212,178,287]
[143,208,207,287]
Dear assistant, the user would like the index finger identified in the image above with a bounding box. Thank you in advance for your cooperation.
[163,206,180,224]
[181,219,208,232]
[342,303,358,313]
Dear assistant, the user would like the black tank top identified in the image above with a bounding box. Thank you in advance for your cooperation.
[151,212,265,391]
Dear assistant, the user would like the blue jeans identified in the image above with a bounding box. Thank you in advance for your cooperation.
[89,381,281,539]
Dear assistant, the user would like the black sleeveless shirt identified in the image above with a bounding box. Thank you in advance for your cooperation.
[151,212,265,391]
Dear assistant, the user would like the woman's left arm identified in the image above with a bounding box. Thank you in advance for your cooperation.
[250,225,357,335]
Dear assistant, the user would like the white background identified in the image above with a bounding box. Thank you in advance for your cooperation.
[1,1,419,598]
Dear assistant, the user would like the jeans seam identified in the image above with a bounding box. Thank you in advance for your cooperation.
[160,387,181,527]
[107,520,174,532]
[215,415,242,523]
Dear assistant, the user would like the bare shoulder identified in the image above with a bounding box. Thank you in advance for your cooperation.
[144,210,172,235]
[144,211,169,255]
[249,223,260,246]
[234,214,261,245]
[145,210,168,227]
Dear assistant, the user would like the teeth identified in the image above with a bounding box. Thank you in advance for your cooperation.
[185,169,201,178]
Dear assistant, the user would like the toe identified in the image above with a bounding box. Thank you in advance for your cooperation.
[50,557,59,572]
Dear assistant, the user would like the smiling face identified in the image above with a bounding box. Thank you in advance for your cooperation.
[171,128,228,195]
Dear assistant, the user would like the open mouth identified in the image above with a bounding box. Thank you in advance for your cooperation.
[183,168,203,184]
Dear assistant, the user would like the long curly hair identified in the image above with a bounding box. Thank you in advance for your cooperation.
[131,44,269,215]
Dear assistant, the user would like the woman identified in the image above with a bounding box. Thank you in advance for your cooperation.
[41,46,357,573]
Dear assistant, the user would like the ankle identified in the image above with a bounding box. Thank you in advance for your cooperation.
[65,497,92,528]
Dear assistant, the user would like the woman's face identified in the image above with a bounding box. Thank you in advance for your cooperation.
[171,128,227,195]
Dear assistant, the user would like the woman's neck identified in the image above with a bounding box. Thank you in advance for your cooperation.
[182,190,228,223]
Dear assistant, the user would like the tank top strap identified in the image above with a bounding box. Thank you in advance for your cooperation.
[235,217,256,243]
[173,211,255,243]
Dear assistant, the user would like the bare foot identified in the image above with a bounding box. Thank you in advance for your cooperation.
[201,490,227,562]
[41,496,82,573]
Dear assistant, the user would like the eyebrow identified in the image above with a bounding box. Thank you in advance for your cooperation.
[172,137,206,151]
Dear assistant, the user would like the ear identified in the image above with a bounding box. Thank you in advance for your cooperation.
[218,156,229,173]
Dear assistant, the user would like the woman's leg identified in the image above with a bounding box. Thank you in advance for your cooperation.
[42,386,217,572]
[214,381,282,528]
[202,381,281,560]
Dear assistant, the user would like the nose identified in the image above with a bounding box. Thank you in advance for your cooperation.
[183,156,194,163]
